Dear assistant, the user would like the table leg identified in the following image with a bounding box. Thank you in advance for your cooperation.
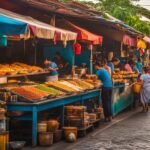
[32,107,38,146]
[98,92,102,106]
[61,105,64,127]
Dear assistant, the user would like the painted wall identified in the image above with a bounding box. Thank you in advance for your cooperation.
[43,42,91,68]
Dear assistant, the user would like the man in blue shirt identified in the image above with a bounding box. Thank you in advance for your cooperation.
[95,62,113,122]
[44,59,58,81]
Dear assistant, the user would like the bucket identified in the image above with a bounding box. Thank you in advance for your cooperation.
[0,131,9,150]
[38,122,47,133]
[133,83,141,93]
[63,127,77,142]
[38,132,53,146]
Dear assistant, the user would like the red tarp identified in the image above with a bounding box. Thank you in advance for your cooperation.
[56,20,103,44]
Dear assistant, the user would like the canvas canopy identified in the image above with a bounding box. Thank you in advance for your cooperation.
[0,8,77,41]
[0,14,27,35]
[56,20,103,44]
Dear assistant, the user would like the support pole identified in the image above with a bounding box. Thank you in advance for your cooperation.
[90,46,93,74]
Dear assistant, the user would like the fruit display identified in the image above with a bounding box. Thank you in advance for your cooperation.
[35,84,65,96]
[0,62,44,77]
[11,86,49,101]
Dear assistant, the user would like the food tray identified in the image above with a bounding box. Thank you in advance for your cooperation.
[8,90,48,103]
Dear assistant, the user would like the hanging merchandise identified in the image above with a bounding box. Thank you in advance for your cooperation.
[0,36,7,47]
[74,43,81,55]
[135,49,140,58]
[139,48,144,56]
[123,35,136,46]
[137,39,147,49]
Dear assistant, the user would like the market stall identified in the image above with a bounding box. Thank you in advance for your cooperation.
[112,71,138,116]
[0,9,104,148]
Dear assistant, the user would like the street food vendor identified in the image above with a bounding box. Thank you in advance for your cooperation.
[44,59,58,81]
[94,62,113,122]
[108,58,120,72]
[53,52,70,75]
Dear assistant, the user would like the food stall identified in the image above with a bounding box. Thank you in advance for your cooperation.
[111,71,138,116]
[0,10,103,147]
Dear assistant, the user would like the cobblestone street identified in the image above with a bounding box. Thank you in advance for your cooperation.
[25,108,150,150]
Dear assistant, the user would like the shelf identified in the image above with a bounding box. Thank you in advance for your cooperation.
[0,71,49,78]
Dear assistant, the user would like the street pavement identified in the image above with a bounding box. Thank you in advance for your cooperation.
[25,108,150,150]
[69,111,150,150]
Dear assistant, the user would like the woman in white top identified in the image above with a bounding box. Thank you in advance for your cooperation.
[140,67,150,112]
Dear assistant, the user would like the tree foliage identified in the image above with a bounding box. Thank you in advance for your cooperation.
[83,0,150,35]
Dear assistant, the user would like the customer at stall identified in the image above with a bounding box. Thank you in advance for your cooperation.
[44,59,58,81]
[124,59,133,72]
[108,58,120,73]
[139,66,150,112]
[136,58,143,73]
[132,62,140,73]
[101,59,111,75]
[94,62,113,122]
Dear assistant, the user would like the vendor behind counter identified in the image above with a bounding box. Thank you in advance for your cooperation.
[53,52,71,75]
[44,59,58,81]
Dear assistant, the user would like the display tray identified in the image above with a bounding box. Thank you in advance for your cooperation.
[0,71,49,78]
[8,90,55,103]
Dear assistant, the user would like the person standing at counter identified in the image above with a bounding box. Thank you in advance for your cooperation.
[136,58,143,73]
[101,59,111,75]
[94,62,113,122]
[108,58,120,73]
[53,52,70,75]
[124,59,133,72]
[44,59,58,81]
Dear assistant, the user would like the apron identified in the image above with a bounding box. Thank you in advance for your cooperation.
[46,75,58,81]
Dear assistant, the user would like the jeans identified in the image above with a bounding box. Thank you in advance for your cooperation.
[101,87,112,118]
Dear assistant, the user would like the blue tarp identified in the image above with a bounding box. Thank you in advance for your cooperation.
[0,15,27,35]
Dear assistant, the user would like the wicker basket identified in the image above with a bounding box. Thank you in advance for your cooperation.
[38,132,53,146]
[63,127,77,142]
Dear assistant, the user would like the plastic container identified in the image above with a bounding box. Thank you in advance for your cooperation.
[0,131,9,150]
[133,83,141,93]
